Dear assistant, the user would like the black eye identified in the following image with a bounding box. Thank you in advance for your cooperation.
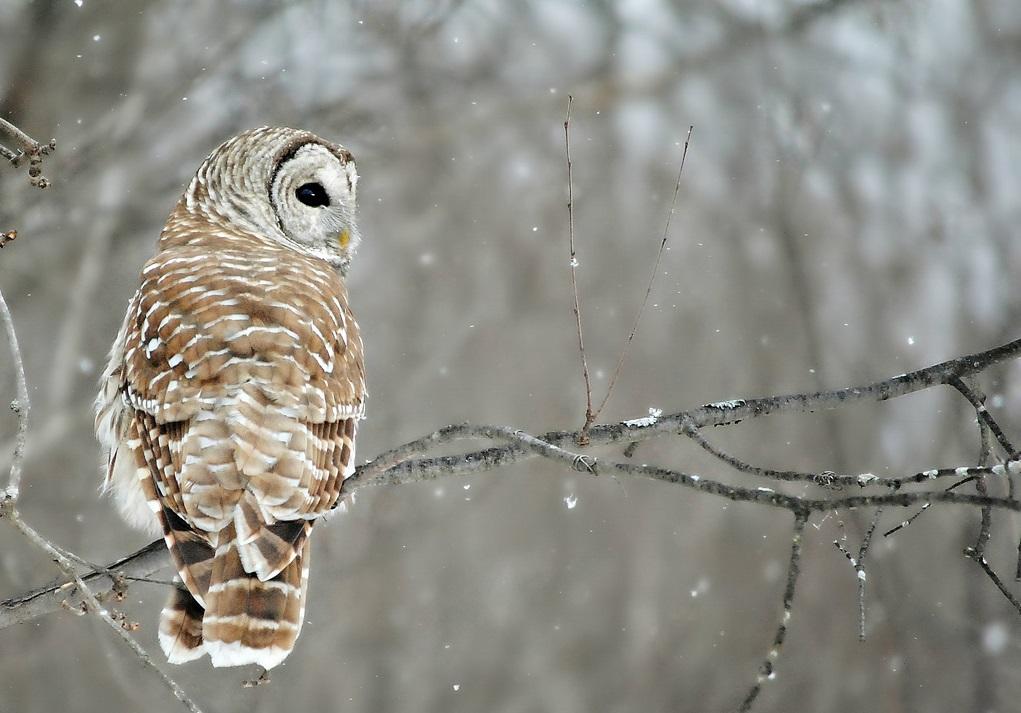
[295,182,330,207]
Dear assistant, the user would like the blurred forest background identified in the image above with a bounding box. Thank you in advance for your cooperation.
[2,0,1021,711]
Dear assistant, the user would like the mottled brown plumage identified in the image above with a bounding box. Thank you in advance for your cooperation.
[96,127,365,668]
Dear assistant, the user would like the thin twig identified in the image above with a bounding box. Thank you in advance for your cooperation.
[1,506,203,713]
[589,126,693,430]
[883,476,980,537]
[954,377,1020,611]
[0,540,170,630]
[964,547,1021,616]
[681,417,1014,491]
[834,509,882,641]
[0,116,55,188]
[737,510,808,712]
[563,96,595,441]
[0,289,30,500]
[951,376,1017,458]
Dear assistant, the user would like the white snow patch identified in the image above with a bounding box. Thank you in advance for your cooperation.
[624,408,662,428]
[857,473,878,486]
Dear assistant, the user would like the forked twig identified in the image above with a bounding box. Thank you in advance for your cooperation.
[834,509,882,641]
[563,96,596,441]
[565,112,694,442]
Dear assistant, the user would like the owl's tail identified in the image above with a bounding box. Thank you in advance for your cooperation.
[159,587,206,664]
[201,522,311,669]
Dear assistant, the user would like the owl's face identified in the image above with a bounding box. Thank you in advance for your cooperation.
[270,142,360,267]
[180,128,361,272]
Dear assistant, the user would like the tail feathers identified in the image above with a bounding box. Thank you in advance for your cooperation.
[158,587,206,664]
[203,523,310,669]
[162,508,215,607]
[234,492,310,581]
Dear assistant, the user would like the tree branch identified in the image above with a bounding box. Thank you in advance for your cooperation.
[0,117,54,188]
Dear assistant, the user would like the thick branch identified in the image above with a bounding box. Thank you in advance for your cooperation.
[4,337,1021,631]
[360,336,1021,483]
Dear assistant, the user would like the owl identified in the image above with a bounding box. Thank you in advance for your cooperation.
[95,127,366,669]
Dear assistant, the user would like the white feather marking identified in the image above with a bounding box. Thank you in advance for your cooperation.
[205,640,291,669]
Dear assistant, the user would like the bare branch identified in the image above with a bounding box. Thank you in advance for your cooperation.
[964,547,1021,617]
[357,335,1021,486]
[0,289,30,500]
[834,509,882,641]
[0,505,203,713]
[951,375,1017,458]
[737,511,808,712]
[0,540,168,629]
[0,117,55,188]
[563,95,595,439]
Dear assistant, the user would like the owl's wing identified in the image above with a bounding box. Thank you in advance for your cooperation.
[120,240,364,572]
[109,237,364,668]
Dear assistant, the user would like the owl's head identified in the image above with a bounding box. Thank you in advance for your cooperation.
[181,127,361,272]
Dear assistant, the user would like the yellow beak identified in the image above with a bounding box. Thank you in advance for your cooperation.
[337,229,350,249]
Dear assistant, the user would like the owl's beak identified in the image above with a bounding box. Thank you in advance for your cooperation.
[337,229,350,249]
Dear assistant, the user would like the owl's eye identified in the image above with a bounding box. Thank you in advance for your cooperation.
[295,182,330,208]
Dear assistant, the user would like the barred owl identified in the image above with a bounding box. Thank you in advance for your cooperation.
[95,127,366,669]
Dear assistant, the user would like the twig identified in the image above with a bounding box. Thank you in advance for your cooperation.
[834,509,882,641]
[684,419,851,488]
[563,96,595,441]
[964,546,1021,617]
[737,510,808,712]
[686,420,1019,489]
[589,126,693,430]
[0,505,203,713]
[0,289,30,500]
[684,420,1019,490]
[0,117,55,188]
[883,476,980,537]
[950,376,1017,458]
[954,377,1020,611]
[0,540,170,630]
